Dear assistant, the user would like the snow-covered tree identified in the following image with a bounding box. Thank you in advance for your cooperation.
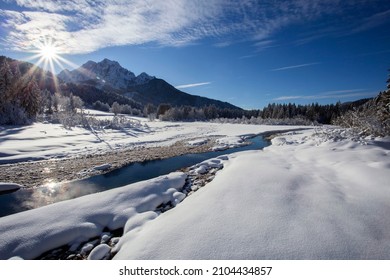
[111,101,121,116]
[0,59,13,101]
[18,79,41,118]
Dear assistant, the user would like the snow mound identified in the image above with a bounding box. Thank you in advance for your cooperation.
[0,183,22,192]
[188,138,208,146]
[87,244,111,260]
[0,172,186,260]
[189,158,225,175]
[212,136,245,151]
[93,163,112,171]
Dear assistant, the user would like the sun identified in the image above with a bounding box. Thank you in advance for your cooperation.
[39,43,59,61]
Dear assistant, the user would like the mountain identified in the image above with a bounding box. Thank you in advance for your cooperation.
[58,59,241,110]
[125,78,239,109]
[58,59,154,90]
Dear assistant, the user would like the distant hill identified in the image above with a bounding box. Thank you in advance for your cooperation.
[58,59,241,110]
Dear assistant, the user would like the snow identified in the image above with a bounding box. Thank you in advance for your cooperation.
[0,172,186,259]
[113,129,390,260]
[87,244,111,260]
[212,136,245,151]
[0,114,305,164]
[93,163,111,171]
[0,183,22,192]
[1,125,389,260]
[187,138,208,146]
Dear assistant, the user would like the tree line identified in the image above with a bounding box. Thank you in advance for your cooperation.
[1,55,389,136]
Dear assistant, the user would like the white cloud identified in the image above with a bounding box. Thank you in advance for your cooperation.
[175,82,212,89]
[1,0,388,54]
[270,63,319,71]
[350,9,390,34]
[273,89,375,101]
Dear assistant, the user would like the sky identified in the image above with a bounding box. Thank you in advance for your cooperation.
[0,0,390,109]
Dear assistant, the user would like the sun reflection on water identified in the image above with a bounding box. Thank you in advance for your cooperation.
[20,179,100,211]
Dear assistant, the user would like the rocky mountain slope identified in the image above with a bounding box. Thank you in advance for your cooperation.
[58,59,241,110]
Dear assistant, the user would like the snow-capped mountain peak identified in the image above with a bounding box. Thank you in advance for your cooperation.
[57,59,154,89]
[136,72,154,84]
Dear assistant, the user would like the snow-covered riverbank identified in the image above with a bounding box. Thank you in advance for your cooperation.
[0,112,305,164]
[0,126,389,260]
[0,113,306,188]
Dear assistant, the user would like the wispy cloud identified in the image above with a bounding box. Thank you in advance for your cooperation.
[273,89,375,101]
[350,9,390,34]
[270,63,319,71]
[213,41,233,48]
[175,82,212,89]
[1,0,389,54]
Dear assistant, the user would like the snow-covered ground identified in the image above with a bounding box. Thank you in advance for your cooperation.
[0,126,389,260]
[0,111,305,163]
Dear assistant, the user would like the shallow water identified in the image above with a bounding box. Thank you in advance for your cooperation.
[0,136,269,218]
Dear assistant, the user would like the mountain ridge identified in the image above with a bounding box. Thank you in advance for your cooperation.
[57,58,241,110]
[58,58,155,90]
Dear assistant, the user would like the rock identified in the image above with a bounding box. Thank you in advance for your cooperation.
[66,254,76,260]
[172,192,186,206]
[217,155,229,161]
[93,164,111,171]
[194,165,208,174]
[101,233,112,244]
[88,244,111,260]
[80,243,94,255]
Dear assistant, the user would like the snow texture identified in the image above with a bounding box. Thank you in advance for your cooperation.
[113,129,390,259]
[1,124,388,260]
[0,115,305,164]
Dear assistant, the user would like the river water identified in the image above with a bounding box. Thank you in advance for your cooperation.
[0,136,269,218]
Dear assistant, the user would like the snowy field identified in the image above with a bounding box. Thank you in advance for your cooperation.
[0,110,305,163]
[0,125,389,260]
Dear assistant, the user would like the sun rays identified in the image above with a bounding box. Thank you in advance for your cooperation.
[21,37,80,92]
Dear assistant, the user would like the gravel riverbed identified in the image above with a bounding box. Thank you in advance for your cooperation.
[0,137,218,188]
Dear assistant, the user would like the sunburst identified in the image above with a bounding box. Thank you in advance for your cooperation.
[39,43,59,61]
[24,37,80,92]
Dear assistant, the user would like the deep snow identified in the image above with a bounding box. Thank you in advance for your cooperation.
[0,125,389,260]
[113,129,390,259]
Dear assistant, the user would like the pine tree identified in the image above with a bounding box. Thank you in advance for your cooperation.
[0,59,14,101]
[18,78,41,118]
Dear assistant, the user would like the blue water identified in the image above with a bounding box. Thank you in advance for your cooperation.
[0,136,269,218]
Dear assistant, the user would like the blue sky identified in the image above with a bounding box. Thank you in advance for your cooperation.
[1,0,389,109]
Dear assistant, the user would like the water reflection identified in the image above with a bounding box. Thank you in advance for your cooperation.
[20,181,101,210]
[0,136,269,218]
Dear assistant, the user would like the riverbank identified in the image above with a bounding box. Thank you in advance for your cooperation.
[0,137,218,188]
[1,119,307,188]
